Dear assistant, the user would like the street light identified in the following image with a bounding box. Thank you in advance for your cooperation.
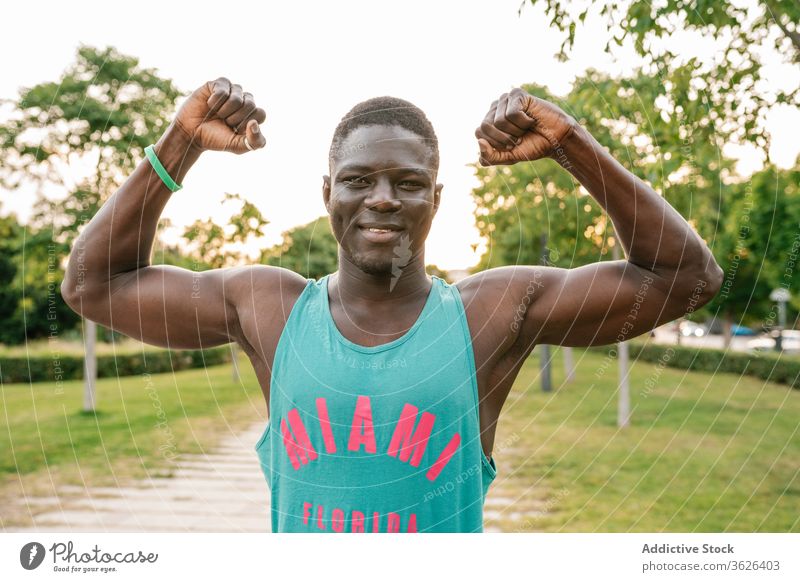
[769,288,792,352]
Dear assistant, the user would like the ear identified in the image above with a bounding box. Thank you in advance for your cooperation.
[433,183,443,215]
[322,175,331,213]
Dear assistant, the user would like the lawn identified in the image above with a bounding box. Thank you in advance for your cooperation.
[485,348,800,532]
[0,353,265,527]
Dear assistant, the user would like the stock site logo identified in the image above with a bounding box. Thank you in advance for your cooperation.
[20,542,46,570]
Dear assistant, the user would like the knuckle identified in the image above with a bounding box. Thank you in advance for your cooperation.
[212,76,231,88]
[211,79,230,93]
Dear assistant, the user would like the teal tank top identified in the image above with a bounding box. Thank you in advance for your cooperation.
[255,274,496,533]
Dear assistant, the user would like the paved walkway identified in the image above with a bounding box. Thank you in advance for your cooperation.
[7,424,271,532]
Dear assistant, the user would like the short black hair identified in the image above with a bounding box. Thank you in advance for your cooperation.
[329,96,439,169]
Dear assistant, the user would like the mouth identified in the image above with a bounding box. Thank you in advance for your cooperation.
[357,223,404,244]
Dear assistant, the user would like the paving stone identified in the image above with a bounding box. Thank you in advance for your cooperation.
[7,422,272,532]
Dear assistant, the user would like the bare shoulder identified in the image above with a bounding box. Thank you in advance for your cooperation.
[455,266,551,355]
[455,265,549,314]
[224,264,310,312]
[221,265,311,366]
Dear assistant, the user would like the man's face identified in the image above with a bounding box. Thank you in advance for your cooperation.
[323,124,442,276]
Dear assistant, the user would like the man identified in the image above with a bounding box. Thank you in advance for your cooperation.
[62,78,722,533]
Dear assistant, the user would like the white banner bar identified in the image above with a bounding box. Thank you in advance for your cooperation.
[1,533,797,581]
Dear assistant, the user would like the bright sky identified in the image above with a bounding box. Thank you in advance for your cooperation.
[1,0,798,269]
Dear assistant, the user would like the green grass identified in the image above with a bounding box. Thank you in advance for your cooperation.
[486,348,800,532]
[0,355,264,525]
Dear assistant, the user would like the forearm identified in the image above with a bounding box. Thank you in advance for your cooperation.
[557,125,721,286]
[62,127,201,299]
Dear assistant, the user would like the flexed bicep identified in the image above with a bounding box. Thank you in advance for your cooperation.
[519,261,690,347]
[97,265,239,349]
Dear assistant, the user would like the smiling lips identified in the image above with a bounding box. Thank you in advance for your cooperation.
[358,223,404,243]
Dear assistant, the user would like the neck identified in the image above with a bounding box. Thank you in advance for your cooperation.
[332,250,431,303]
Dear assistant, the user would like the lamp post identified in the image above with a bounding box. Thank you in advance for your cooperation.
[769,288,791,352]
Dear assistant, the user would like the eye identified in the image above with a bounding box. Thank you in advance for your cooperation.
[343,176,369,188]
[398,180,424,191]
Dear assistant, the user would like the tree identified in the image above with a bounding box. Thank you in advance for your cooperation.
[471,71,731,272]
[262,216,339,280]
[522,0,799,154]
[0,211,24,344]
[705,162,800,342]
[0,45,182,409]
[182,193,269,269]
[472,154,607,272]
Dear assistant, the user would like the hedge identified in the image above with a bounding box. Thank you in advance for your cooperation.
[0,346,231,385]
[591,342,800,389]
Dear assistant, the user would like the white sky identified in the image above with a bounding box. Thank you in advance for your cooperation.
[1,0,798,269]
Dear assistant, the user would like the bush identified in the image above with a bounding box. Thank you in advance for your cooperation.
[592,343,800,389]
[0,346,231,385]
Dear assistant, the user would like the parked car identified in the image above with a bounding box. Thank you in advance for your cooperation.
[679,321,706,337]
[747,330,800,353]
[703,318,757,336]
[731,324,757,336]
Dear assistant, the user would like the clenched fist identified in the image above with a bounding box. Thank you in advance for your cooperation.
[475,88,576,166]
[172,77,267,154]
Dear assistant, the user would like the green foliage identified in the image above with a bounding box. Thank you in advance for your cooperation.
[473,155,607,272]
[0,213,23,342]
[262,216,339,279]
[703,164,800,326]
[1,45,181,193]
[0,46,183,345]
[523,0,799,152]
[182,193,269,269]
[471,72,729,273]
[0,346,230,385]
[0,209,80,345]
[472,68,799,330]
[3,45,182,247]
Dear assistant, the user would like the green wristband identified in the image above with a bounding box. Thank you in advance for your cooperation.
[144,144,183,192]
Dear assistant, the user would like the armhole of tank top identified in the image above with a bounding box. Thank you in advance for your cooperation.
[257,277,316,451]
[450,282,497,480]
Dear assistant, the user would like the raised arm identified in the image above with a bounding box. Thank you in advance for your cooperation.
[471,88,723,347]
[61,78,298,350]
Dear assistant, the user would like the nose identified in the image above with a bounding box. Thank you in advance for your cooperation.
[364,177,401,212]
